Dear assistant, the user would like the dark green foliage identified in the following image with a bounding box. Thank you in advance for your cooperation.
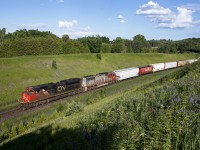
[158,40,177,53]
[111,37,127,53]
[100,43,112,53]
[0,28,200,57]
[78,35,103,53]
[52,60,57,69]
[96,53,102,60]
[57,103,65,112]
[62,39,90,54]
[65,101,84,116]
[132,34,151,53]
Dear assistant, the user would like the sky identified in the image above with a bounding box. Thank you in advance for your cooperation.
[0,0,200,40]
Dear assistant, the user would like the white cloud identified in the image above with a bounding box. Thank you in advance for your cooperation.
[117,14,125,23]
[18,23,50,29]
[73,31,93,37]
[136,1,200,29]
[117,15,124,19]
[136,1,171,15]
[58,20,78,28]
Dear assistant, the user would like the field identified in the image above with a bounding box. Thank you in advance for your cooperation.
[0,53,198,111]
[1,57,200,149]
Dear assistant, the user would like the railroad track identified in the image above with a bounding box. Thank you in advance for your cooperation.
[0,106,22,122]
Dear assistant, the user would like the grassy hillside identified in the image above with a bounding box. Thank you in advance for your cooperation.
[0,53,198,110]
[1,59,199,149]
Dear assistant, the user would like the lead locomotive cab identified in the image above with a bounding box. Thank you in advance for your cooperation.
[19,83,55,104]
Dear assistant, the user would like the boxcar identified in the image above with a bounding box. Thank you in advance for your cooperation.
[114,67,139,81]
[150,63,165,72]
[177,60,187,67]
[139,65,153,75]
[186,59,198,64]
[164,62,177,69]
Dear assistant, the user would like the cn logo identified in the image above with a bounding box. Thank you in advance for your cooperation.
[57,86,66,92]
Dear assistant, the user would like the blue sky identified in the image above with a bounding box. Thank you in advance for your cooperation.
[0,0,200,40]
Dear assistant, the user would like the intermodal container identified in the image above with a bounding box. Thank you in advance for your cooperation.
[150,63,165,72]
[186,59,198,64]
[164,62,177,69]
[114,67,139,81]
[177,60,187,67]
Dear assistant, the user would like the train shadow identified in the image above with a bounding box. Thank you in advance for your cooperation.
[1,123,119,150]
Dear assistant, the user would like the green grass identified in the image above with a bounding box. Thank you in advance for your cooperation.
[0,66,181,145]
[1,61,199,149]
[0,53,198,111]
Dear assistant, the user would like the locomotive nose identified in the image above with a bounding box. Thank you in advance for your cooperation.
[20,92,29,103]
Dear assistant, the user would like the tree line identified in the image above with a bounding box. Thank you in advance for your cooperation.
[0,28,200,57]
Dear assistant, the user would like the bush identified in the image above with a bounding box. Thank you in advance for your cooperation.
[52,60,57,69]
[96,53,102,60]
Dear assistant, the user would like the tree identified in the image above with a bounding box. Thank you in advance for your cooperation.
[62,34,70,42]
[158,40,177,53]
[100,43,112,53]
[0,28,6,44]
[132,34,150,53]
[111,37,127,53]
[62,40,90,54]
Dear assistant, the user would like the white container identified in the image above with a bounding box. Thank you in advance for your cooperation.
[164,62,177,69]
[114,67,139,81]
[186,59,198,64]
[150,63,165,72]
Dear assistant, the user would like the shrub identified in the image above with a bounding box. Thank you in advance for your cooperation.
[96,53,102,60]
[52,60,57,69]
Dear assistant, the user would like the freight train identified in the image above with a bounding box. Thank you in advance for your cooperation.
[18,58,199,109]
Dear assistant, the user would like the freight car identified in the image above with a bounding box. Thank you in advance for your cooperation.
[177,60,187,67]
[150,63,165,72]
[164,61,177,69]
[114,67,139,81]
[139,65,153,75]
[18,58,199,109]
